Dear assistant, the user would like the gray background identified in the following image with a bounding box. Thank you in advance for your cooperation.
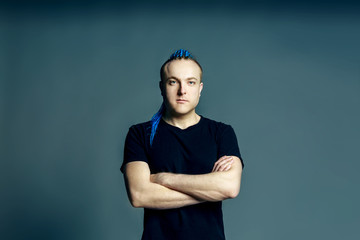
[1,1,359,239]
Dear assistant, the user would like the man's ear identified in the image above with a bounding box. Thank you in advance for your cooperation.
[159,81,164,96]
[199,82,204,96]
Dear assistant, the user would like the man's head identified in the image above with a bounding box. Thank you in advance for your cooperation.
[150,49,202,145]
[159,49,203,117]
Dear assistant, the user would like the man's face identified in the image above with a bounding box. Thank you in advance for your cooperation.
[161,59,203,117]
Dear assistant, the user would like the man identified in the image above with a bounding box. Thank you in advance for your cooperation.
[121,49,244,240]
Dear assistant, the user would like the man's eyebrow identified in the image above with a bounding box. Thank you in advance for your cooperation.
[167,76,199,81]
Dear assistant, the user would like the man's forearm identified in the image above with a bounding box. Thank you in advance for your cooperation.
[151,172,232,202]
[130,181,204,209]
[124,161,203,210]
[151,157,242,202]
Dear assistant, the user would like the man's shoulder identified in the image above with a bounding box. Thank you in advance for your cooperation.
[127,120,152,135]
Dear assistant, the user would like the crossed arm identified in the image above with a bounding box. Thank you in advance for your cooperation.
[124,156,243,210]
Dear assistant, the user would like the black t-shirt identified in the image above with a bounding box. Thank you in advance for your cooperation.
[121,116,244,240]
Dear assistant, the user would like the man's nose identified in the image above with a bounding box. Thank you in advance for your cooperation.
[178,83,186,95]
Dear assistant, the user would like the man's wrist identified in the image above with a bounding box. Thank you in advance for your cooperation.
[151,172,174,187]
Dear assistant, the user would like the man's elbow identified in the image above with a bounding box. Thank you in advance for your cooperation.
[130,198,142,208]
[129,190,145,208]
[227,187,240,199]
[223,185,240,199]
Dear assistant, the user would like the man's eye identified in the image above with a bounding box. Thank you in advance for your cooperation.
[189,81,195,85]
[169,80,176,85]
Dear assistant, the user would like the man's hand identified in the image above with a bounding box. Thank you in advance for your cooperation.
[151,155,234,184]
[212,155,234,172]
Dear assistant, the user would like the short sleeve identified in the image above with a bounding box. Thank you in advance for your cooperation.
[217,125,244,169]
[120,125,148,173]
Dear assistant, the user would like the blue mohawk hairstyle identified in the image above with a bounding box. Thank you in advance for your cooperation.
[149,49,194,146]
[169,49,194,60]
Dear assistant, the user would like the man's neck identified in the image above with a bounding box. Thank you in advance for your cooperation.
[162,112,201,130]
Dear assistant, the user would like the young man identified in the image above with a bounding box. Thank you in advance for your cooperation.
[121,49,244,240]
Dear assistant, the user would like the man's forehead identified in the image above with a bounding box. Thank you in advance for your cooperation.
[164,59,202,75]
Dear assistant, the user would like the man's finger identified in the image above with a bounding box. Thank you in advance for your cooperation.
[213,161,233,172]
[212,156,233,172]
[212,156,232,171]
[212,156,230,172]
[216,159,234,172]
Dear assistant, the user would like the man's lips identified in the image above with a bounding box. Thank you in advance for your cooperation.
[176,99,188,103]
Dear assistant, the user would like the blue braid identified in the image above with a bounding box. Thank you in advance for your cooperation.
[150,103,165,146]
